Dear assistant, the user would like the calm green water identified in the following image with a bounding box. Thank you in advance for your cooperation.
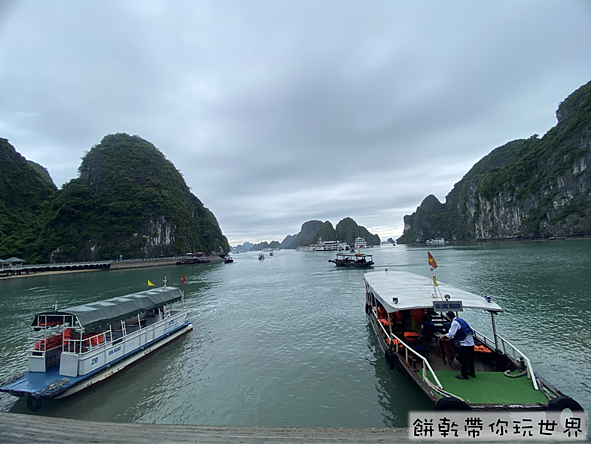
[0,240,591,428]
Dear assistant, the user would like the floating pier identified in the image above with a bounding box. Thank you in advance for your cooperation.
[1,255,224,278]
[0,260,111,277]
[0,412,416,444]
[2,412,588,444]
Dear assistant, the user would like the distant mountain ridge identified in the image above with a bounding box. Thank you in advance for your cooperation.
[398,81,591,243]
[233,218,380,252]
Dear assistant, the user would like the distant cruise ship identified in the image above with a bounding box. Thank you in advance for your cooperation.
[314,239,343,251]
[297,239,351,252]
[426,238,448,245]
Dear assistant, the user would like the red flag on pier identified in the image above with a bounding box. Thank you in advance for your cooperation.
[427,252,438,269]
[181,274,186,285]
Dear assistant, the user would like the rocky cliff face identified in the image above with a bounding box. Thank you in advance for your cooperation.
[286,220,326,249]
[286,217,380,248]
[399,82,591,243]
[335,217,381,246]
[0,139,58,261]
[140,216,177,257]
[42,133,229,261]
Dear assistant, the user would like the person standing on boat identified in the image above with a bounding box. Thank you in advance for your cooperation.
[440,311,475,380]
[410,308,423,334]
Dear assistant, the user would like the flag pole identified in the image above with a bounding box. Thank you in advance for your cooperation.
[427,251,442,300]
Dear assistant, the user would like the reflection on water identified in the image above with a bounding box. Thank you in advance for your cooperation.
[0,240,591,428]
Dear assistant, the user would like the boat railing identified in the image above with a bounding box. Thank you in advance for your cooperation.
[62,329,112,354]
[473,329,539,391]
[371,309,443,390]
[61,309,186,355]
[390,332,444,390]
[59,310,188,376]
[30,333,64,355]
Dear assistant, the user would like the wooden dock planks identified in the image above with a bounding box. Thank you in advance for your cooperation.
[0,412,414,444]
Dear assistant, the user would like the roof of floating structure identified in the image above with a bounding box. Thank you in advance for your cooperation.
[364,271,503,314]
[32,287,183,331]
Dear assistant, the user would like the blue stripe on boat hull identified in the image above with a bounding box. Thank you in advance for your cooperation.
[0,321,192,398]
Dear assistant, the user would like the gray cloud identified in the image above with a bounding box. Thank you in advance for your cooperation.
[0,0,591,244]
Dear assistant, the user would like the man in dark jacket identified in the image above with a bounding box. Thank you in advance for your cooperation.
[440,311,475,379]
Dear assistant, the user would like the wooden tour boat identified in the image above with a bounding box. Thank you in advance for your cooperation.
[177,252,210,264]
[364,254,584,414]
[329,252,374,268]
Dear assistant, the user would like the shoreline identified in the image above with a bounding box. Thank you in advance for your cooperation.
[0,256,223,281]
[398,235,591,246]
[0,268,102,281]
[1,237,589,280]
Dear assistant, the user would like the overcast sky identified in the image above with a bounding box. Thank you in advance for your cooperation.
[0,1,591,246]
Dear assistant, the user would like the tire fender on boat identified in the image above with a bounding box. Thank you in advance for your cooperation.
[546,396,583,413]
[26,395,42,412]
[365,302,371,314]
[384,349,395,370]
[434,397,471,411]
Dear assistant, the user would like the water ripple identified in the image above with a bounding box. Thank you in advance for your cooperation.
[0,242,590,427]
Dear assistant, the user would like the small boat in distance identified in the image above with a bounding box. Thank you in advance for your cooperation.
[329,252,374,268]
[177,252,210,264]
[223,255,234,263]
[426,238,448,245]
[258,254,265,260]
[363,254,584,414]
[0,279,192,411]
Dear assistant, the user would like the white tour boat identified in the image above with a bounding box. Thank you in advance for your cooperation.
[0,280,192,411]
[297,239,349,251]
[426,238,448,245]
[364,258,583,413]
[313,239,343,251]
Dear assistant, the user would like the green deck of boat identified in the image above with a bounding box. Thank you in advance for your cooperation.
[420,370,549,405]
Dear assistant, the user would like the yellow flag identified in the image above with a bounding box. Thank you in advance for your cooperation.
[433,276,438,287]
[148,280,155,286]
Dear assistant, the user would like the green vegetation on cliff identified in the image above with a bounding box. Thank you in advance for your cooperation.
[1,134,229,263]
[313,221,336,243]
[335,217,380,246]
[0,139,57,261]
[398,81,591,243]
[286,217,380,248]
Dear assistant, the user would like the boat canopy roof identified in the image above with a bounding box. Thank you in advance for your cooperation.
[364,271,503,314]
[32,287,183,332]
